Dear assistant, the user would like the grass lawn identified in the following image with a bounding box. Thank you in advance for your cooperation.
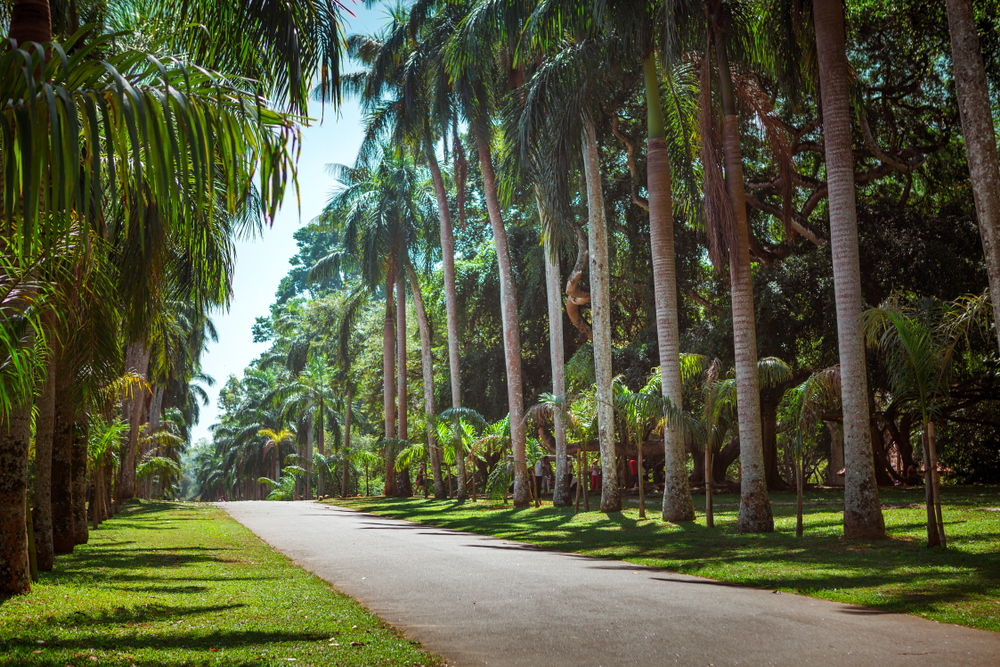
[0,502,444,667]
[327,485,1000,633]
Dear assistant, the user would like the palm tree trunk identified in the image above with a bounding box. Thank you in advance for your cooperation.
[0,402,33,594]
[705,444,714,528]
[581,118,620,513]
[475,130,530,508]
[305,412,314,500]
[637,440,646,519]
[795,457,804,538]
[72,413,89,544]
[541,205,572,507]
[52,378,76,553]
[714,28,772,534]
[406,262,445,500]
[426,144,466,500]
[9,0,52,45]
[383,282,397,496]
[32,356,55,570]
[317,398,325,498]
[396,268,412,498]
[921,420,942,547]
[121,343,150,500]
[342,385,353,498]
[574,451,582,514]
[26,491,37,583]
[927,421,946,547]
[946,0,1000,355]
[814,0,886,540]
[92,465,102,530]
[645,52,696,523]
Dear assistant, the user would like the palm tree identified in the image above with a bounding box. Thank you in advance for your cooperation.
[945,0,1000,356]
[662,356,735,528]
[580,115,621,513]
[347,9,468,498]
[783,367,841,538]
[669,0,773,533]
[259,428,296,486]
[447,2,531,507]
[539,201,572,507]
[864,298,961,548]
[515,23,624,513]
[313,148,432,497]
[406,261,446,499]
[1,4,314,589]
[612,376,666,520]
[813,0,886,540]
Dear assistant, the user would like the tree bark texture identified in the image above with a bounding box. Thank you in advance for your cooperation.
[826,421,845,486]
[395,269,412,498]
[814,0,885,539]
[72,413,89,544]
[0,403,32,594]
[32,356,55,570]
[383,285,397,496]
[946,0,1000,355]
[427,150,466,500]
[761,387,792,491]
[9,0,52,45]
[427,148,464,411]
[648,136,696,522]
[543,218,572,507]
[51,377,76,553]
[582,119,621,513]
[407,263,445,500]
[343,386,353,497]
[120,343,150,500]
[475,131,529,507]
[720,119,772,533]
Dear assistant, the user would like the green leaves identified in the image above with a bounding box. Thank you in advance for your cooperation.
[1,30,298,254]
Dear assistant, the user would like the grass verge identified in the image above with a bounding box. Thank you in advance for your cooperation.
[327,485,1000,632]
[0,501,444,667]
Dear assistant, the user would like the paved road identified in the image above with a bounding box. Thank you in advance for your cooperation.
[219,501,1000,667]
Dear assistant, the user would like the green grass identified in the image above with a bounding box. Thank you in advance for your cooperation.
[327,485,1000,632]
[0,502,444,667]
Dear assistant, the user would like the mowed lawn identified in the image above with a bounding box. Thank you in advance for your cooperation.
[329,485,1000,633]
[0,502,443,667]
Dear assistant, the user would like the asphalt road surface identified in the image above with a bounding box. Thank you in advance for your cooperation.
[219,501,1000,667]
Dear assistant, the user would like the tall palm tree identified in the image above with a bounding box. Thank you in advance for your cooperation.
[447,2,531,507]
[312,148,431,497]
[1,0,317,589]
[813,0,885,540]
[406,261,446,499]
[347,8,467,497]
[944,0,1000,356]
[676,0,772,533]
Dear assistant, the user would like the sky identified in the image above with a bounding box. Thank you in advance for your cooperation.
[189,3,387,447]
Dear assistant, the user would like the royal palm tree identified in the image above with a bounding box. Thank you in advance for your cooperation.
[812,0,885,539]
[447,1,531,506]
[347,7,468,498]
[945,0,1000,355]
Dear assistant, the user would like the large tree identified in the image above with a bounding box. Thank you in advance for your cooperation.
[945,0,1000,356]
[813,0,885,539]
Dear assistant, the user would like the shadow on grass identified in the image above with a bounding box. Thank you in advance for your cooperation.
[34,603,246,629]
[1,626,327,655]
